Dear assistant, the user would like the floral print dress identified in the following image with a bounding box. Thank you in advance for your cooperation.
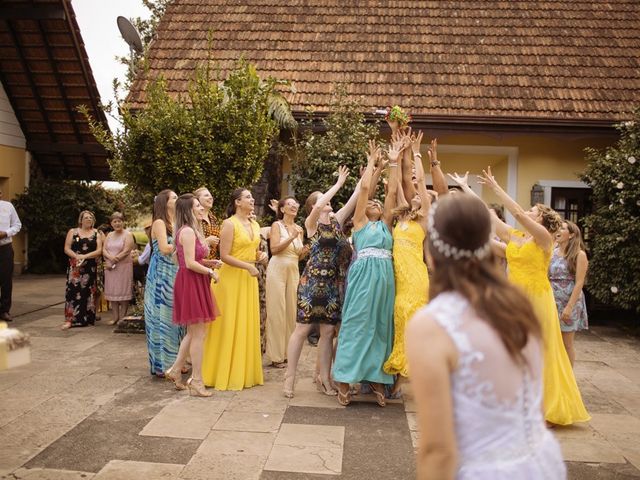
[297,217,352,325]
[64,230,98,327]
[549,247,589,332]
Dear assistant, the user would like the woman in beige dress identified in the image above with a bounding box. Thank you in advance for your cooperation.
[265,197,304,368]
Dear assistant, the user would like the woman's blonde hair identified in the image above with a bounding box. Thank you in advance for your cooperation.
[77,210,95,227]
[535,203,562,234]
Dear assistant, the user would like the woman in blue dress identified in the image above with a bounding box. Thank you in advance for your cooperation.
[333,138,401,407]
[144,189,185,377]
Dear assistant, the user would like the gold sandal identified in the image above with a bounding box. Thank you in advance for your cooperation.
[186,378,212,397]
[165,367,186,390]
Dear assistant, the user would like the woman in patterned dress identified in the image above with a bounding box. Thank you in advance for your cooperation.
[144,189,184,377]
[283,166,359,398]
[62,210,103,329]
[194,187,221,260]
[550,220,589,367]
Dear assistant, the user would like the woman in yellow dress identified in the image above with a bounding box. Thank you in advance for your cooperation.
[450,168,590,425]
[202,188,266,390]
[383,131,431,394]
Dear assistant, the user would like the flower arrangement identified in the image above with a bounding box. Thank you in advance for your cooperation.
[385,105,412,126]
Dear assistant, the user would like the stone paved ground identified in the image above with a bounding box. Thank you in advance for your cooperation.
[1,275,640,479]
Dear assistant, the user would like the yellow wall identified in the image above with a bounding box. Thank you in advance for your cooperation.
[0,144,27,270]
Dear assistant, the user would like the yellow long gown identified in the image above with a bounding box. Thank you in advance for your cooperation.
[383,220,429,377]
[202,215,264,390]
[506,230,590,425]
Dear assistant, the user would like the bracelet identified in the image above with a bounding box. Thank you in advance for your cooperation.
[430,160,441,167]
[414,152,422,158]
[389,162,398,167]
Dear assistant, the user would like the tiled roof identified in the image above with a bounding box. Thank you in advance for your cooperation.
[128,0,640,124]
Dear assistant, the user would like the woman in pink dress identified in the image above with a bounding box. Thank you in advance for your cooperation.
[166,194,221,397]
[103,212,136,326]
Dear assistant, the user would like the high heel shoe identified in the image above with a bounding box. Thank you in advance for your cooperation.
[337,388,351,406]
[165,367,186,390]
[315,374,337,396]
[186,378,212,397]
[283,373,295,398]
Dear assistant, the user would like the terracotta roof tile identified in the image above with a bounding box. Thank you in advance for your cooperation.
[128,0,640,122]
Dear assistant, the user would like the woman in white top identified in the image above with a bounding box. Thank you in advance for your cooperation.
[265,196,304,368]
[406,193,565,479]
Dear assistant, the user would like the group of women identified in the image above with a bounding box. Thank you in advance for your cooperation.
[61,119,594,477]
[63,211,135,329]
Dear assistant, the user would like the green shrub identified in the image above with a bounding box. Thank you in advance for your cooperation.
[582,111,640,312]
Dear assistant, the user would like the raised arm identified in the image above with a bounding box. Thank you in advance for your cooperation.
[412,131,432,223]
[478,167,553,250]
[429,139,448,196]
[335,174,363,228]
[400,129,417,201]
[305,165,349,235]
[448,171,512,243]
[353,140,379,231]
[382,135,403,229]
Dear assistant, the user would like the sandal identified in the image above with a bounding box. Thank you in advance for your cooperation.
[283,373,295,399]
[165,367,187,391]
[371,384,386,408]
[337,388,351,406]
[271,361,287,369]
[315,374,337,396]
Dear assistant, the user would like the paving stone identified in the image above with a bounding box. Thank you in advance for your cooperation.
[140,396,228,439]
[558,435,627,464]
[264,444,342,475]
[93,460,184,480]
[213,411,284,433]
[566,461,640,479]
[590,414,640,469]
[180,453,265,480]
[275,423,344,449]
[6,467,95,479]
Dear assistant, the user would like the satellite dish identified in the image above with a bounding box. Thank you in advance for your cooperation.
[117,16,143,54]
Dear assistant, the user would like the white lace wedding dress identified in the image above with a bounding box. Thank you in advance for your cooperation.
[419,292,566,479]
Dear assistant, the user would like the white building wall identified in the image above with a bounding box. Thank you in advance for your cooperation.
[0,81,26,149]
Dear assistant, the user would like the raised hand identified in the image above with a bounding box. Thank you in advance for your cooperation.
[268,199,279,213]
[411,130,424,155]
[427,138,439,165]
[477,166,499,191]
[367,139,380,166]
[388,134,405,163]
[447,171,470,189]
[335,165,349,187]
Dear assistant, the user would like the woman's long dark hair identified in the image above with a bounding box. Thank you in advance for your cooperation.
[429,194,541,365]
[226,188,248,218]
[153,189,174,235]
[174,194,204,240]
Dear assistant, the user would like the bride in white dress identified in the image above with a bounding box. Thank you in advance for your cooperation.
[406,194,565,479]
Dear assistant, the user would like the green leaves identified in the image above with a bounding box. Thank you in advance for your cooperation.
[84,59,293,217]
[290,85,380,207]
[581,111,640,312]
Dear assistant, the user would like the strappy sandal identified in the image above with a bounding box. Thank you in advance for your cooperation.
[337,388,351,406]
[165,367,187,391]
[315,374,337,396]
[371,384,386,407]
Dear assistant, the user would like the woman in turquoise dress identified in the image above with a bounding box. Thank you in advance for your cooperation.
[144,190,185,376]
[333,139,400,407]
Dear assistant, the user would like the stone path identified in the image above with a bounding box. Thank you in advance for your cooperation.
[1,275,640,479]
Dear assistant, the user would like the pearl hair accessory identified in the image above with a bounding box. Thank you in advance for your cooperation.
[428,202,492,260]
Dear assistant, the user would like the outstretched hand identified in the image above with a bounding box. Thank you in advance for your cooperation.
[477,166,499,190]
[447,171,470,189]
[268,199,279,213]
[367,139,381,167]
[335,165,349,187]
[388,132,405,163]
[427,138,438,165]
[411,130,424,155]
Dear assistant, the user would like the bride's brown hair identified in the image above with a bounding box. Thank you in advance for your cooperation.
[429,194,541,364]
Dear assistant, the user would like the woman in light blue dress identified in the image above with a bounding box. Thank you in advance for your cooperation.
[144,190,185,376]
[333,138,401,407]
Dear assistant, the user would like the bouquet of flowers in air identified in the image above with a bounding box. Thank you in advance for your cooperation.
[385,105,411,126]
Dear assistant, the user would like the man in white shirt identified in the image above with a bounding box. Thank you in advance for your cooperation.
[0,188,22,322]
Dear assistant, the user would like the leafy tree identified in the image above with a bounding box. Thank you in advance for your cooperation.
[290,86,380,207]
[83,60,295,216]
[13,178,124,273]
[582,111,640,312]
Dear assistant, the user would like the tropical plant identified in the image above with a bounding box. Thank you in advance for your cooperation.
[83,59,295,216]
[582,111,640,312]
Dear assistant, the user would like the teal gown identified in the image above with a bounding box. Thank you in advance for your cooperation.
[333,221,395,385]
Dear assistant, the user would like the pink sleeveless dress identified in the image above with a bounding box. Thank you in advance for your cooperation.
[172,227,219,325]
